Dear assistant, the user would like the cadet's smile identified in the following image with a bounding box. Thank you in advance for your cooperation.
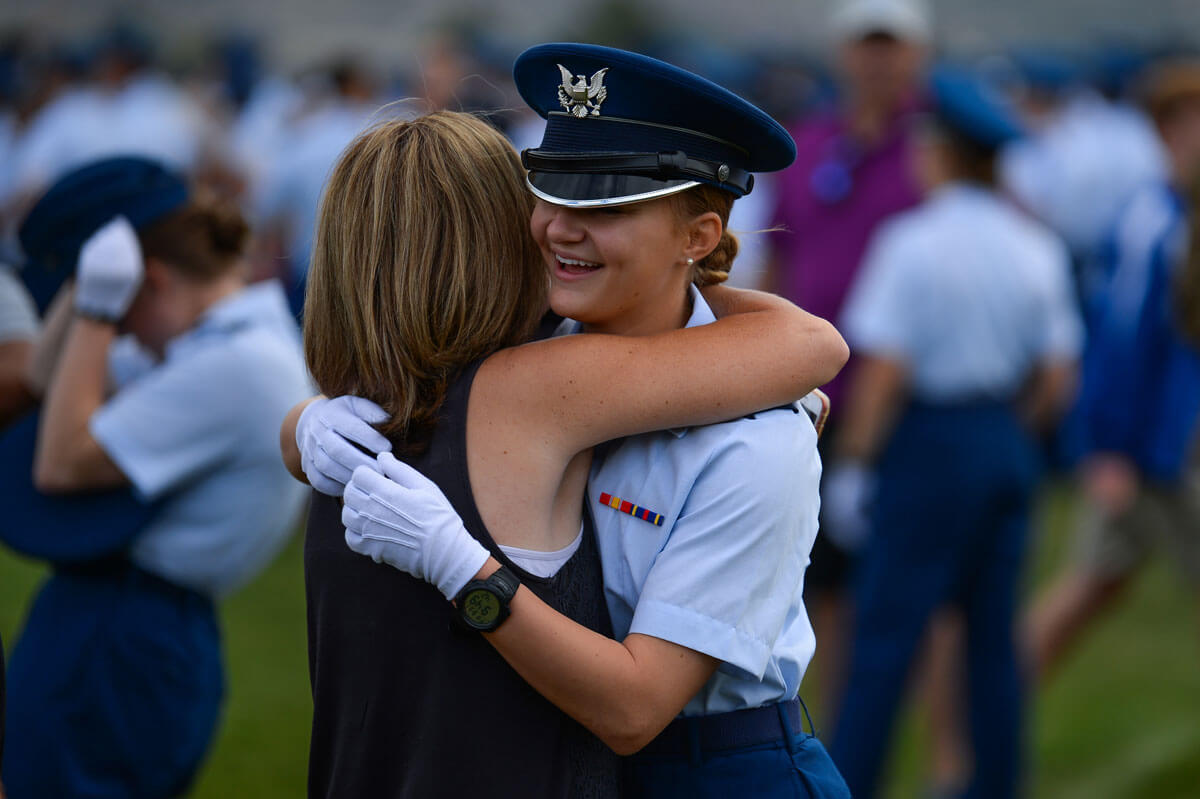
[553,253,603,280]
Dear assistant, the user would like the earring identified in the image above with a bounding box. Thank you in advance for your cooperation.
[686,257,695,266]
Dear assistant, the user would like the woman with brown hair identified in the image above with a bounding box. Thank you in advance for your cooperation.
[290,45,850,798]
[4,156,310,797]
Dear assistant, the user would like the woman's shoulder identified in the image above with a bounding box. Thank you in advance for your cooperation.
[671,404,819,485]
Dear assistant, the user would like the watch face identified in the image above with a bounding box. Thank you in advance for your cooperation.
[463,588,502,627]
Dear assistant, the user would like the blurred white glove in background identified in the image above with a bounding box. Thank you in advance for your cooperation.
[821,461,877,552]
[74,216,144,322]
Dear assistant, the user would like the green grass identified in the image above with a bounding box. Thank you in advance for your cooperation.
[2,486,1198,797]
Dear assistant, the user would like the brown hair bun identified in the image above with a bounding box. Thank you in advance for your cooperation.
[138,197,249,281]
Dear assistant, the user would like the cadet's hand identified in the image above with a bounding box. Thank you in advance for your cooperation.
[343,452,489,601]
[1082,453,1139,518]
[74,216,144,322]
[821,461,876,552]
[296,395,392,496]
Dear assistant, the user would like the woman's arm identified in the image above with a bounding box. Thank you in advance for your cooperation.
[280,394,392,492]
[34,217,149,493]
[818,355,908,551]
[343,456,720,754]
[1018,359,1077,434]
[698,283,781,319]
[33,316,126,492]
[476,286,847,456]
[833,355,908,464]
[280,397,316,482]
[25,280,76,401]
[481,557,718,755]
[293,289,846,497]
[344,419,813,755]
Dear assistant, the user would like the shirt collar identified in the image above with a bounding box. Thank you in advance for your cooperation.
[683,283,716,328]
[931,180,997,207]
[666,285,715,437]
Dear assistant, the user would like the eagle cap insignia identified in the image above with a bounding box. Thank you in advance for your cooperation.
[557,64,609,117]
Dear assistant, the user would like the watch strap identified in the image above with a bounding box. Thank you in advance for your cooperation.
[486,565,521,602]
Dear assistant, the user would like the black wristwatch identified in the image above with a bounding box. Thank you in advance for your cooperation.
[454,566,520,633]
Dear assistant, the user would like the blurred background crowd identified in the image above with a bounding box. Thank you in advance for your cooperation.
[1,0,1199,796]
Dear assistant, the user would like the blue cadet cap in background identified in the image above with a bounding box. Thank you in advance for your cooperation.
[928,68,1025,151]
[18,156,189,312]
[514,42,796,207]
[1007,48,1080,95]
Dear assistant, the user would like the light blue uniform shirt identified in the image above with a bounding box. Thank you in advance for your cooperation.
[572,288,822,716]
[91,281,312,597]
[841,183,1083,402]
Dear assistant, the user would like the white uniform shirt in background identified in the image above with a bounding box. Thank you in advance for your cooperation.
[91,280,311,597]
[574,288,822,716]
[841,182,1084,402]
[230,77,304,208]
[11,74,206,199]
[9,86,104,198]
[254,99,381,280]
[0,266,39,343]
[1001,92,1166,257]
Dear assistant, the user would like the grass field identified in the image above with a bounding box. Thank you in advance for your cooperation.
[2,484,1198,797]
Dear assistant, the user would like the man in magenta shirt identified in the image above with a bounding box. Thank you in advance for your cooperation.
[765,0,930,722]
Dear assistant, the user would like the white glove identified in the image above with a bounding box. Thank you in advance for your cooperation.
[74,216,144,322]
[296,395,393,496]
[343,452,490,601]
[821,461,877,553]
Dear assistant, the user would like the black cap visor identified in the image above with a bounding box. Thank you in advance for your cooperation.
[527,170,699,207]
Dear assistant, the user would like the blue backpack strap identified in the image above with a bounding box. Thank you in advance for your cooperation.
[0,411,157,564]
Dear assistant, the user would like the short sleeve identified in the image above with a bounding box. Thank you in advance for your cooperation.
[1032,237,1084,359]
[0,267,39,343]
[90,346,249,500]
[839,223,921,359]
[628,414,819,679]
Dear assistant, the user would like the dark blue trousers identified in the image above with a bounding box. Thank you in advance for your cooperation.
[831,401,1039,799]
[1,412,223,798]
[3,567,224,799]
[628,702,850,798]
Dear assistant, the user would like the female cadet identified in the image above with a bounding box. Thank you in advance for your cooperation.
[286,104,845,796]
[824,71,1083,798]
[299,44,851,797]
[3,156,310,798]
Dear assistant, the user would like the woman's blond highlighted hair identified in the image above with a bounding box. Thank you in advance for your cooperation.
[304,111,547,447]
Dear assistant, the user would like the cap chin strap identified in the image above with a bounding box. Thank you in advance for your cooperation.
[522,149,753,195]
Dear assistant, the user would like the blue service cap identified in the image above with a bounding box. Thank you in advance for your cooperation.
[19,156,188,275]
[514,42,796,207]
[17,156,189,312]
[929,68,1025,150]
[1008,48,1079,94]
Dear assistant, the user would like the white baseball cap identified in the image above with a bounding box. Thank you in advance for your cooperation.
[830,0,933,44]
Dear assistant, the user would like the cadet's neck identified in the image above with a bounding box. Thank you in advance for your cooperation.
[582,288,692,337]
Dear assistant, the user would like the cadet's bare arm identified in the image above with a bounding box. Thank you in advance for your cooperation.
[476,284,847,458]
